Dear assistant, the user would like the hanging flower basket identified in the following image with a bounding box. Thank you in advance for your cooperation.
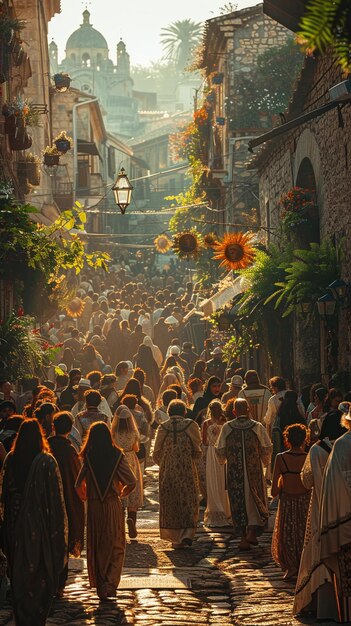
[172,231,202,259]
[213,232,256,271]
[43,153,60,166]
[53,73,71,92]
[55,139,70,153]
[54,131,73,154]
[9,128,32,151]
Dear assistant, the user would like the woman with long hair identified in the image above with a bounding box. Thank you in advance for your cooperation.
[106,318,127,367]
[160,355,177,379]
[112,405,143,539]
[271,424,310,580]
[118,378,154,425]
[1,419,67,624]
[134,344,160,397]
[271,390,306,470]
[192,376,222,425]
[190,360,207,383]
[75,422,136,600]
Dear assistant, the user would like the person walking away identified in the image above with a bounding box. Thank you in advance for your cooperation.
[154,389,177,426]
[49,411,85,594]
[271,424,310,580]
[206,347,227,381]
[238,370,271,425]
[59,368,82,410]
[319,405,351,622]
[294,411,345,620]
[112,405,143,539]
[75,390,110,442]
[221,375,243,406]
[271,390,306,472]
[0,419,67,625]
[75,422,136,600]
[153,399,201,548]
[203,400,231,527]
[216,398,272,550]
[264,376,287,439]
[308,387,328,445]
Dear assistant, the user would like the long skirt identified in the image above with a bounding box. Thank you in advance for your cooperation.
[87,494,125,598]
[204,445,231,527]
[272,491,310,573]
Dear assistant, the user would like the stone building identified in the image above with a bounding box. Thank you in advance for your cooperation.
[51,10,140,138]
[197,3,291,233]
[50,87,132,234]
[0,0,60,318]
[248,1,351,387]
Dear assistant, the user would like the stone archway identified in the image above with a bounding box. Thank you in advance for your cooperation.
[292,131,325,387]
[293,128,325,229]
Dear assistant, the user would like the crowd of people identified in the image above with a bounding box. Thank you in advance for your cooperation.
[0,265,351,623]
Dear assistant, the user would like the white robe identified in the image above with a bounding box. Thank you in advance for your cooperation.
[319,431,351,622]
[294,439,337,619]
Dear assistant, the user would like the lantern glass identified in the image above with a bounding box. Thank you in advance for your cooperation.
[328,279,347,301]
[112,168,133,214]
[317,293,336,317]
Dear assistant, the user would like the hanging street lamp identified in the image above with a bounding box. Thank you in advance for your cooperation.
[112,167,133,214]
[317,292,337,318]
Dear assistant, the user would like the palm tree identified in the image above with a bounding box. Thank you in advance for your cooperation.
[160,19,203,70]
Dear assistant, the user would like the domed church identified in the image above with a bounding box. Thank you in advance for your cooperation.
[50,9,139,137]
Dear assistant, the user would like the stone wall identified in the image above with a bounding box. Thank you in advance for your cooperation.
[255,53,351,384]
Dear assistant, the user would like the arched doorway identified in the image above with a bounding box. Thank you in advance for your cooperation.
[295,157,320,246]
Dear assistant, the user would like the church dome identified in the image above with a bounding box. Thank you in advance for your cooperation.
[65,10,108,51]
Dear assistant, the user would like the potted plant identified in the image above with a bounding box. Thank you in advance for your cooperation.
[53,73,71,92]
[43,145,60,167]
[2,98,40,151]
[54,130,73,153]
[17,153,41,187]
[279,187,319,246]
[0,15,25,46]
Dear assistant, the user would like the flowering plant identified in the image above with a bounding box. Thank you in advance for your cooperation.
[2,97,40,127]
[280,187,317,231]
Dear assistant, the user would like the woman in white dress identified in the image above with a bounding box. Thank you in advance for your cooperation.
[202,400,231,527]
[112,405,143,540]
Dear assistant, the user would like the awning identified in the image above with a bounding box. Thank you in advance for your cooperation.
[199,275,250,317]
[77,139,103,162]
[263,0,307,32]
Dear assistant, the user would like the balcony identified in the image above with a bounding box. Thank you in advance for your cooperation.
[53,181,73,211]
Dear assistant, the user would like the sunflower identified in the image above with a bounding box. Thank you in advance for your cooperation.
[172,231,202,259]
[66,297,85,318]
[204,232,218,248]
[154,234,172,253]
[213,231,256,271]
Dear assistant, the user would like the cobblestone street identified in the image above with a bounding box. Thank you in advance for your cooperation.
[0,464,337,626]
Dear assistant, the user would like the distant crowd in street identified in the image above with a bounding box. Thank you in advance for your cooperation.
[0,258,351,624]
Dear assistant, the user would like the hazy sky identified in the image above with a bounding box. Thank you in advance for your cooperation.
[49,0,256,66]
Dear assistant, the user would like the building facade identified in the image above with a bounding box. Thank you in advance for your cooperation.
[197,4,292,232]
[250,4,351,387]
